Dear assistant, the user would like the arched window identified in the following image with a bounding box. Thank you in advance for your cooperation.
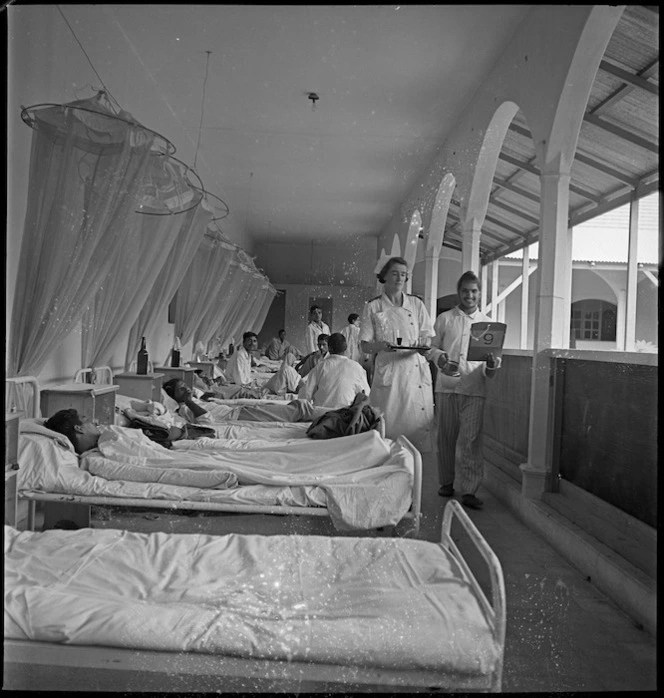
[570,299,616,341]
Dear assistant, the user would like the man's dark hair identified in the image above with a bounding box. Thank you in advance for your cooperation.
[316,333,330,347]
[377,256,409,284]
[243,331,258,341]
[278,329,285,335]
[163,377,181,398]
[327,333,348,355]
[457,270,481,292]
[310,304,322,314]
[347,313,359,324]
[44,408,82,451]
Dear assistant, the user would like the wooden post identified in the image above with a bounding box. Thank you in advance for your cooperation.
[624,194,640,352]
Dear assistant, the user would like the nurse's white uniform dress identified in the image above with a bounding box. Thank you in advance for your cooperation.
[360,293,434,452]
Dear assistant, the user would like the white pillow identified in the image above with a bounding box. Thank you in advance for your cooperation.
[17,423,81,492]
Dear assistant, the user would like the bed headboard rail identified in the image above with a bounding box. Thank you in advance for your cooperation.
[74,366,114,385]
[5,376,41,419]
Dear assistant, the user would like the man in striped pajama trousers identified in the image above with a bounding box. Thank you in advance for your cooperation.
[426,271,502,510]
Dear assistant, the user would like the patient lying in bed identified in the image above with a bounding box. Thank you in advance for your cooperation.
[42,409,238,489]
[161,378,330,424]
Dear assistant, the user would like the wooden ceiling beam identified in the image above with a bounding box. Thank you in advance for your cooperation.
[599,59,659,96]
[573,151,641,187]
[499,152,602,203]
[583,112,659,154]
[484,213,530,239]
[491,177,541,204]
[507,123,640,186]
[591,58,659,115]
[489,198,540,226]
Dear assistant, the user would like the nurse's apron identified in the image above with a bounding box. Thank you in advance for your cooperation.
[369,303,433,452]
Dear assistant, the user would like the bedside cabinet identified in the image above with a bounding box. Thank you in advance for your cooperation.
[187,361,218,380]
[114,373,165,403]
[40,384,119,425]
[155,367,196,390]
[5,413,20,528]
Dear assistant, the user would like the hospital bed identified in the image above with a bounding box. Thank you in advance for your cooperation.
[3,499,506,692]
[8,377,421,536]
[73,366,114,385]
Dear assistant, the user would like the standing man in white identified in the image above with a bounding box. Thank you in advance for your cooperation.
[340,313,362,363]
[427,270,502,510]
[359,256,434,452]
[305,304,330,355]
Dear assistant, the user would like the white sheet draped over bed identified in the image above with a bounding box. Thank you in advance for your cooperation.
[18,422,414,530]
[4,526,500,676]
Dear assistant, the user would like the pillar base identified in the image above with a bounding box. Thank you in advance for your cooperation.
[519,463,550,499]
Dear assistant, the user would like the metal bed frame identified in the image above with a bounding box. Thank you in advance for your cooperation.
[3,499,505,692]
[7,376,422,537]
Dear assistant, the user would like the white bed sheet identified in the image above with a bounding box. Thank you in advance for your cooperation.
[17,423,414,530]
[4,526,500,676]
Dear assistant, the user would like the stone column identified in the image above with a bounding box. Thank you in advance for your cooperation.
[423,250,439,320]
[520,168,573,499]
[624,195,640,352]
[520,246,530,348]
[461,217,482,274]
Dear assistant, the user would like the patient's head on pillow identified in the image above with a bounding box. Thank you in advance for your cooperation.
[163,378,191,404]
[44,409,101,455]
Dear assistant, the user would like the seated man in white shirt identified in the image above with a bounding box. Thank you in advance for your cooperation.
[298,332,371,409]
[226,331,258,385]
[295,333,329,379]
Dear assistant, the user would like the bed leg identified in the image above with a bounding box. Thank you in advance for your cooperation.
[27,501,36,532]
[41,502,91,531]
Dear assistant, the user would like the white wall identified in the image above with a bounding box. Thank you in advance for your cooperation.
[276,284,375,356]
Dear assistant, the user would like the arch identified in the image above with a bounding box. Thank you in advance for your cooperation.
[529,6,624,172]
[390,234,401,258]
[428,172,456,257]
[461,100,520,227]
[422,172,457,317]
[404,211,422,293]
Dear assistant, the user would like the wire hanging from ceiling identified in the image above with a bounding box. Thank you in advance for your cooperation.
[244,171,254,230]
[56,5,121,111]
[194,50,212,171]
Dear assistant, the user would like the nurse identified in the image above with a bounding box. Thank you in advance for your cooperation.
[359,256,434,452]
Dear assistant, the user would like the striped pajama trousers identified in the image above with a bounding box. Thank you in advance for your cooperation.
[436,393,486,496]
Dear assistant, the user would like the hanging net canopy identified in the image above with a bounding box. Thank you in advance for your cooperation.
[20,91,174,157]
[195,187,230,221]
[135,154,205,216]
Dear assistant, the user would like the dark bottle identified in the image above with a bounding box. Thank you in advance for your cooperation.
[171,336,181,368]
[137,336,149,375]
[228,342,235,356]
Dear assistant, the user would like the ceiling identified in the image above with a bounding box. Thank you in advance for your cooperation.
[9,4,530,247]
[8,5,658,261]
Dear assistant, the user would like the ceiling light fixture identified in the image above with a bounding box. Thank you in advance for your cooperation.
[307,92,319,111]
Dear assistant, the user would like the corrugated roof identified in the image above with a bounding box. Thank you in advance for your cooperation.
[445,5,659,265]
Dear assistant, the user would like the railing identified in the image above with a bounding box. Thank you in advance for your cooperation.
[483,350,532,480]
[549,349,657,528]
[483,348,657,527]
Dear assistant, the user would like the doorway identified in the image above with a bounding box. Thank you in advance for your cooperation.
[308,296,334,331]
[257,290,286,350]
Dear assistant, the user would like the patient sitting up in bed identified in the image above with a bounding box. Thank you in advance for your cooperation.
[298,332,371,409]
[295,334,329,379]
[262,352,304,396]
